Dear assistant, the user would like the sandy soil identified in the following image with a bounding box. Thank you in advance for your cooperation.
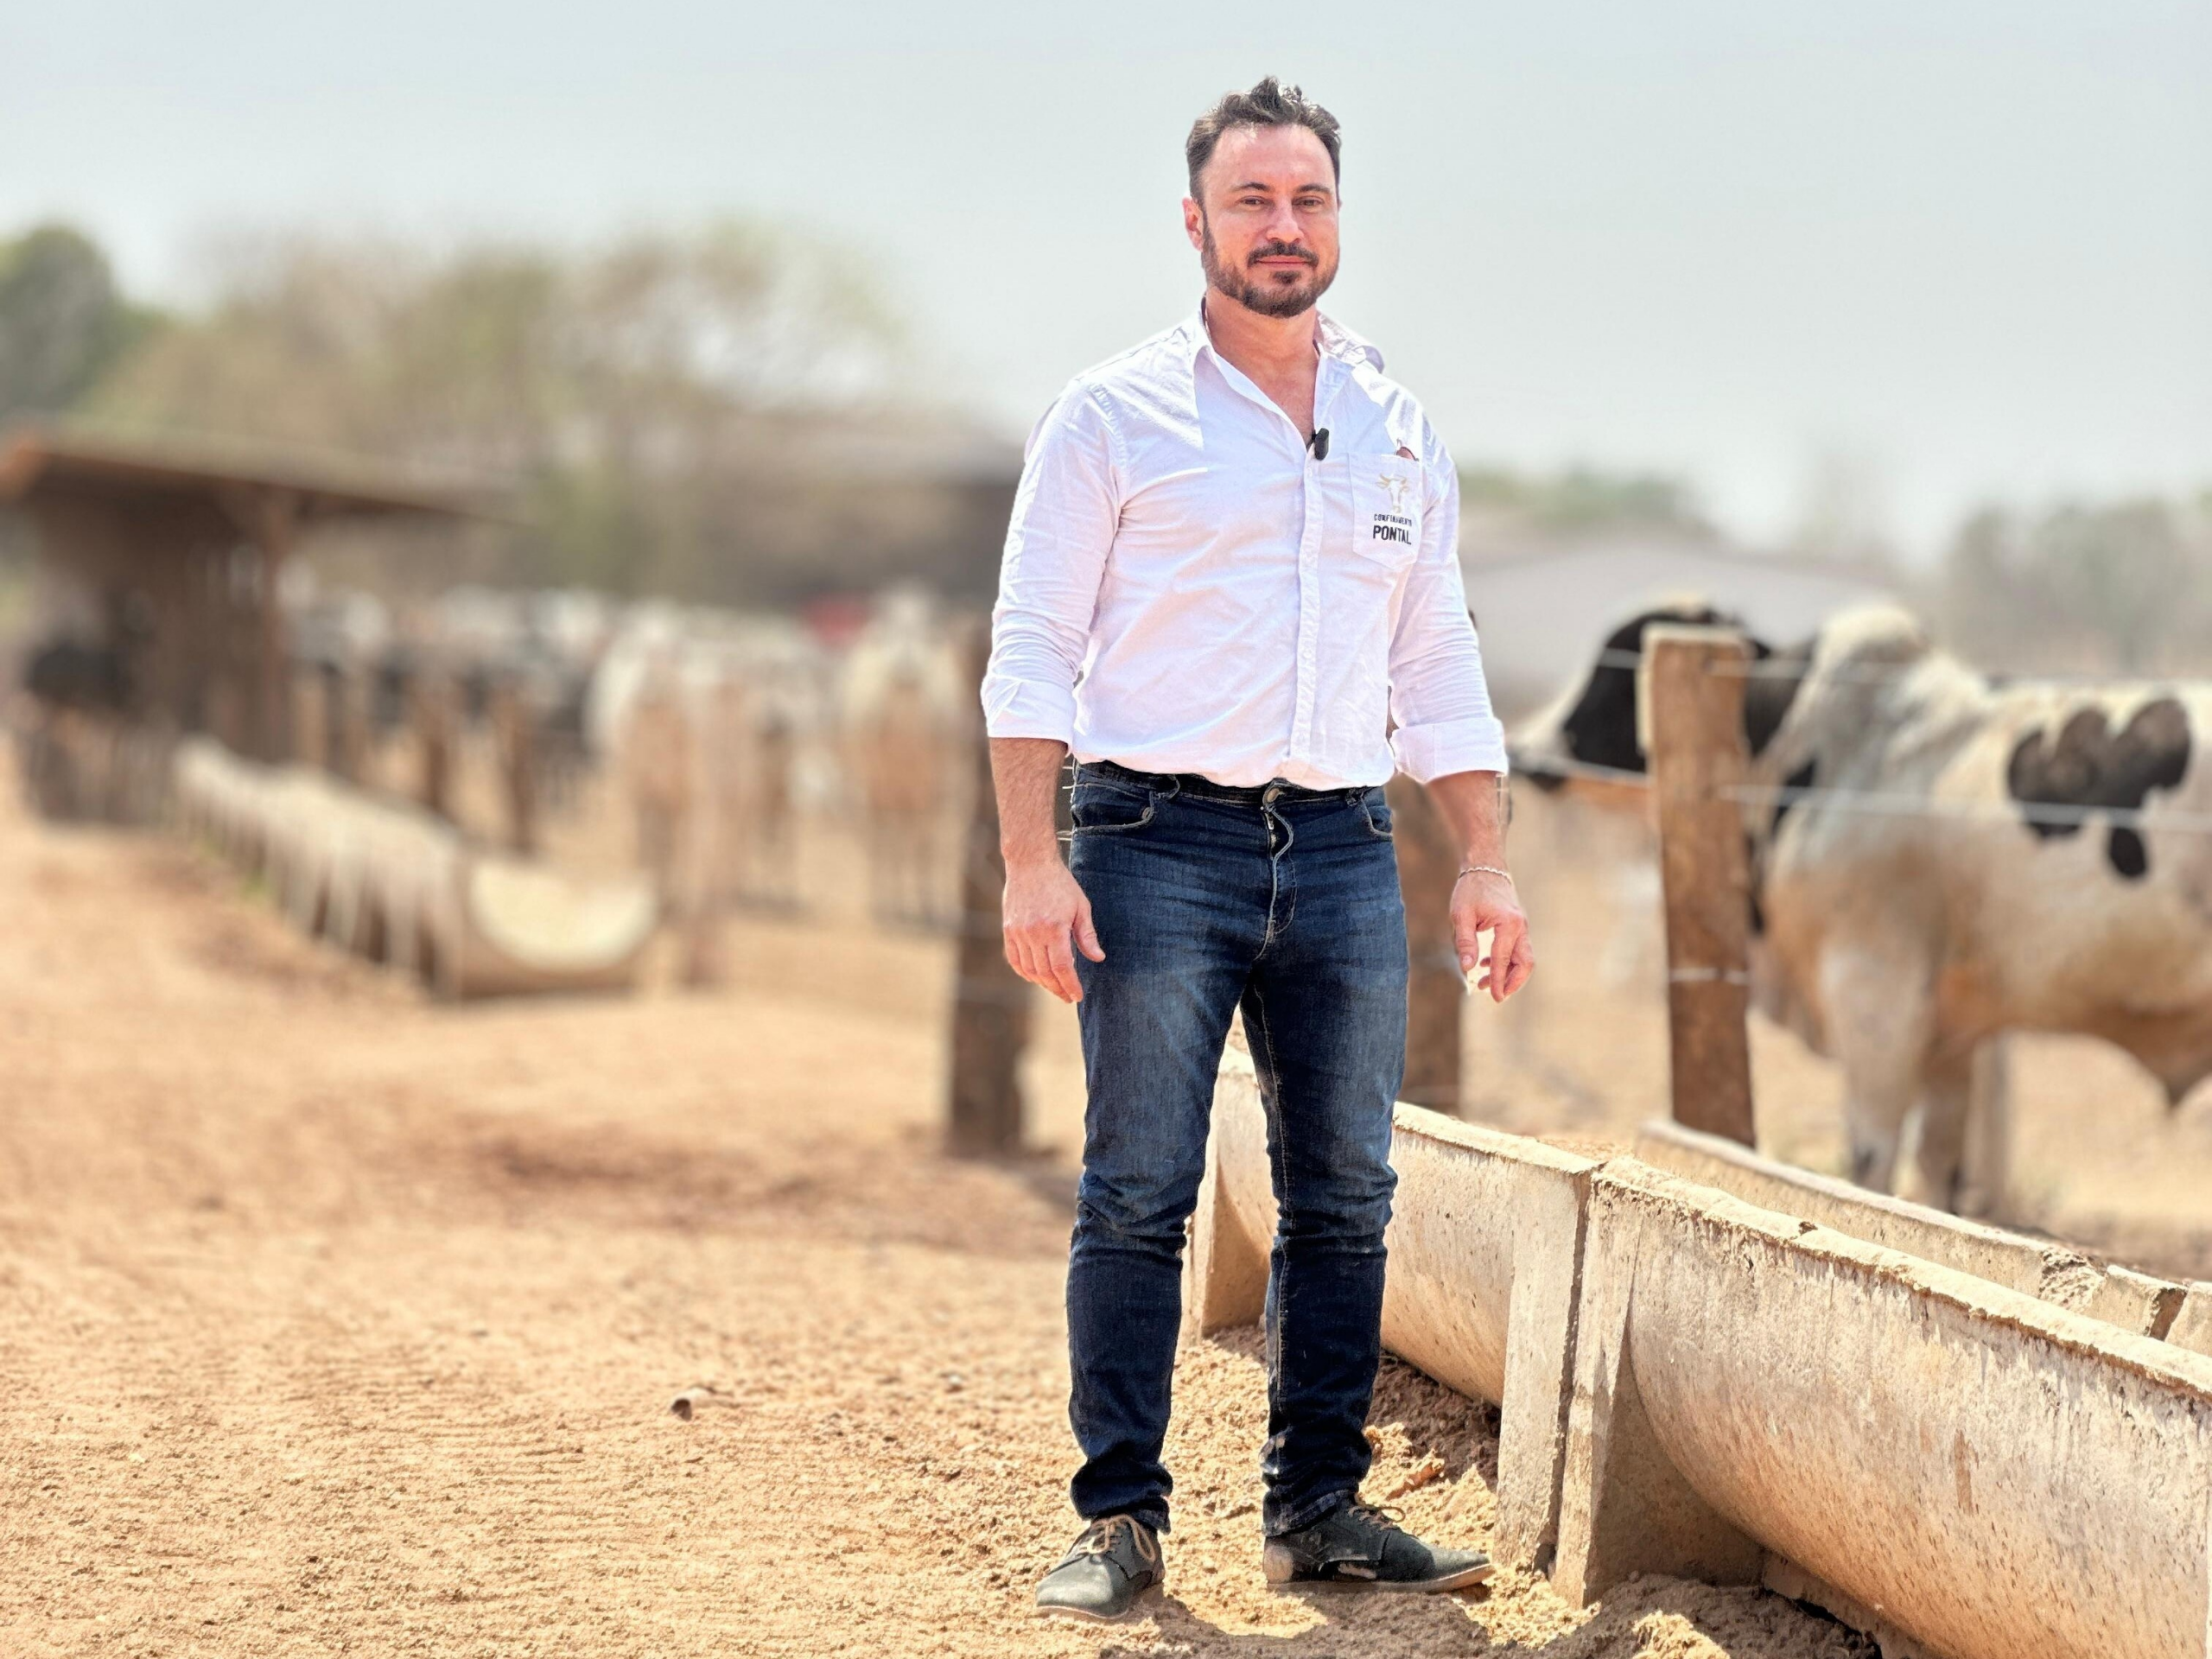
[0,760,1891,1659]
[10,736,2209,1656]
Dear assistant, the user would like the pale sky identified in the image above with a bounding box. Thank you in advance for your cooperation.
[5,1,2209,555]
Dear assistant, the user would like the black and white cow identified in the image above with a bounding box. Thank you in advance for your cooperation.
[1514,602,2210,1211]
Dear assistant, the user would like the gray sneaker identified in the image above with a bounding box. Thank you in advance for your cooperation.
[1262,1500,1491,1593]
[1034,1514,1164,1622]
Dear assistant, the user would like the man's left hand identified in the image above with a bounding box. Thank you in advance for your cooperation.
[1453,871,1533,1003]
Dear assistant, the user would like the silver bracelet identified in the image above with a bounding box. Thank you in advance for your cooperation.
[1455,865,1513,885]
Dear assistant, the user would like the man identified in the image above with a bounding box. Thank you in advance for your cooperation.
[983,77,1534,1623]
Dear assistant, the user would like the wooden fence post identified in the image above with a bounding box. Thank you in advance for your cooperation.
[292,665,329,774]
[491,680,539,856]
[331,661,368,785]
[411,664,457,823]
[946,615,1030,1155]
[1640,626,1757,1146]
[1389,772,1463,1114]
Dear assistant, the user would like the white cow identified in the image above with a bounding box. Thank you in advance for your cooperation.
[590,606,829,906]
[1515,603,2212,1211]
[839,593,967,928]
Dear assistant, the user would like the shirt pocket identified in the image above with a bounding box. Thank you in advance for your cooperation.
[1350,454,1424,573]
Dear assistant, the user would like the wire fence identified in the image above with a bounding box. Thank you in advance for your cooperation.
[1523,752,2212,835]
[1523,708,2212,836]
[1592,646,2205,687]
[1719,779,2212,836]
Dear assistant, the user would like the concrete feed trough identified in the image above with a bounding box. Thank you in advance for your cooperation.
[2175,1287,2212,1362]
[172,738,655,1000]
[1634,1119,2191,1341]
[1189,1054,2212,1658]
[1187,1049,1601,1567]
[1558,1160,2212,1659]
[458,855,658,998]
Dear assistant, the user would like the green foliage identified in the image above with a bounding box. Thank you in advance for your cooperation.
[86,222,902,464]
[524,462,658,594]
[0,224,165,423]
[62,221,925,598]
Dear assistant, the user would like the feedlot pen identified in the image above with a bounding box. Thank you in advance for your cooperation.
[5,752,2207,1656]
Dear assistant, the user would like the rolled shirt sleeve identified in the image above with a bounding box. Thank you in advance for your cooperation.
[1385,428,1510,783]
[982,385,1121,745]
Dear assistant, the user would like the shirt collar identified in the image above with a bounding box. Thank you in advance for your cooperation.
[1318,313,1385,370]
[1183,302,1385,372]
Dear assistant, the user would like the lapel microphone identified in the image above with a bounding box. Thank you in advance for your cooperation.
[1307,428,1331,461]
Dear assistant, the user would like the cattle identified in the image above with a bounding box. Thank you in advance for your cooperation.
[840,593,966,929]
[24,639,130,712]
[1514,602,2212,1213]
[622,659,694,903]
[683,671,801,915]
[590,606,823,918]
[15,639,132,821]
[531,662,596,813]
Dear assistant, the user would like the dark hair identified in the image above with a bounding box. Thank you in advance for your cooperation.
[1185,77,1341,200]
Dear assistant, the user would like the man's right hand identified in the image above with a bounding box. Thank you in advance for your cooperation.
[1001,855,1105,1004]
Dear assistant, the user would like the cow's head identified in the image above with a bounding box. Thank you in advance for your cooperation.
[1510,603,1808,798]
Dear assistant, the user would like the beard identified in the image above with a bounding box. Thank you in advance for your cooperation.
[1200,218,1338,319]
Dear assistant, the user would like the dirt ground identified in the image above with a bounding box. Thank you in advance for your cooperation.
[3,752,2203,1657]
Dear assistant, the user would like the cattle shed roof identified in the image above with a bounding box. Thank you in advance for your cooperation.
[0,425,493,524]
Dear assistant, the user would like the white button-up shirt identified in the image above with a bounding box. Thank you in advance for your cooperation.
[982,308,1508,789]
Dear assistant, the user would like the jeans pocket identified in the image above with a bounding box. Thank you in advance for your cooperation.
[1071,780,1157,836]
[1359,789,1395,839]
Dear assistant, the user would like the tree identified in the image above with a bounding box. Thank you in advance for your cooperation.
[1940,497,2211,675]
[75,224,995,602]
[0,225,162,423]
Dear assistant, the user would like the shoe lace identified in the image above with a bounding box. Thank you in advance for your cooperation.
[1071,1515,1159,1566]
[1346,1499,1407,1535]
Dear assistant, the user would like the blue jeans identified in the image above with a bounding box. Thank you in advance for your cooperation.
[1064,760,1408,1537]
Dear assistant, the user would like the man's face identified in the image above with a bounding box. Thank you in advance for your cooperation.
[1183,124,1340,321]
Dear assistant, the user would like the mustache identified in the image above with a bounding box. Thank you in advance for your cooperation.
[1247,240,1319,268]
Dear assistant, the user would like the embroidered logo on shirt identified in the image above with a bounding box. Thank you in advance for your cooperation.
[1372,469,1415,544]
